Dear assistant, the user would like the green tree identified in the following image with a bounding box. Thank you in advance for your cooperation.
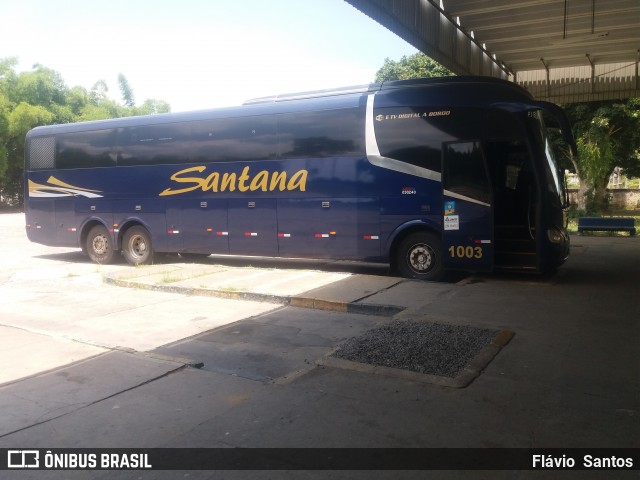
[135,98,171,115]
[0,94,9,181]
[66,86,90,115]
[0,60,18,197]
[118,73,135,107]
[564,99,640,212]
[375,52,452,82]
[3,102,55,204]
[0,62,67,205]
[89,79,109,105]
[0,58,172,207]
[0,57,18,90]
[8,64,67,108]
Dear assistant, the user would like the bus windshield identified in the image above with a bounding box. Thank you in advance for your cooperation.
[531,111,568,207]
[544,133,563,197]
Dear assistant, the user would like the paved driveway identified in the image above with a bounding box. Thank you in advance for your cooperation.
[0,213,343,383]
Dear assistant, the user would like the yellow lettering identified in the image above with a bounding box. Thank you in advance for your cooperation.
[238,166,250,192]
[204,172,220,192]
[221,172,237,192]
[287,170,308,191]
[159,166,207,196]
[250,170,269,192]
[270,171,287,191]
[159,166,309,196]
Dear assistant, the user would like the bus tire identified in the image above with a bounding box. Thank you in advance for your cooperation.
[86,225,115,264]
[396,232,443,281]
[122,226,153,266]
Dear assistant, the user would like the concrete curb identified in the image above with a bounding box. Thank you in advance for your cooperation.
[104,274,404,317]
[317,329,515,388]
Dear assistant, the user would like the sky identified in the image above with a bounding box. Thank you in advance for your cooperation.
[2,0,417,112]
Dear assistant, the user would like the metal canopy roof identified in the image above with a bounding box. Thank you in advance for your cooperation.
[345,0,640,103]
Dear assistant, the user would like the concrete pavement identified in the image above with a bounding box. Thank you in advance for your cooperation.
[0,212,638,478]
[105,262,410,316]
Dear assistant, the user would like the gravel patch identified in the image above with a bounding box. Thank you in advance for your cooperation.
[332,320,498,378]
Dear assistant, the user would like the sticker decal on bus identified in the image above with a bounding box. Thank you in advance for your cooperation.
[444,214,460,231]
[28,177,103,198]
[375,111,451,121]
[444,201,456,215]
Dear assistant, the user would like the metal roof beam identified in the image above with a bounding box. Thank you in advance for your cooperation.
[344,0,640,101]
[344,0,510,79]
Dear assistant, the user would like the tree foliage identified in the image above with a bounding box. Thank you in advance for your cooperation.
[118,73,135,108]
[564,99,640,212]
[0,59,171,207]
[374,52,452,83]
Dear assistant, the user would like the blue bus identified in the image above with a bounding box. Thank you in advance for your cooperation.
[24,76,576,280]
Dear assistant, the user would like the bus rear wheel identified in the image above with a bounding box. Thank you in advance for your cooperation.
[396,232,443,281]
[86,225,115,264]
[122,226,153,266]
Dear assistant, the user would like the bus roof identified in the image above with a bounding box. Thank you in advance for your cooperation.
[244,76,530,104]
[27,76,533,138]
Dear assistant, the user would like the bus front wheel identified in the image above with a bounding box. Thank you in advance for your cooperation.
[86,225,115,264]
[396,232,443,281]
[122,226,153,266]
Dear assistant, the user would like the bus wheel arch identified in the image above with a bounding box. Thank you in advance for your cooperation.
[84,222,116,264]
[121,224,154,266]
[390,227,444,281]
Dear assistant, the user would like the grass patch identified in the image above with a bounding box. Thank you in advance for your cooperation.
[217,285,241,292]
[161,273,184,284]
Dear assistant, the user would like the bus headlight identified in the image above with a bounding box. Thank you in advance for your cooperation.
[547,228,565,244]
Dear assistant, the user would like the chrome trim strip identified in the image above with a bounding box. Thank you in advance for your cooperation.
[365,94,441,182]
[443,189,491,207]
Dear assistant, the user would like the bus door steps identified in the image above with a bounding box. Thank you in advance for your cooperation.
[495,238,536,254]
[495,238,537,269]
[495,224,535,239]
[494,264,538,272]
[495,224,536,269]
[495,251,537,262]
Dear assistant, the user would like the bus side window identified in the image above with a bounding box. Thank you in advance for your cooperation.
[277,109,363,159]
[56,130,117,169]
[118,123,190,166]
[191,116,277,163]
[443,141,490,204]
[373,107,443,172]
[28,136,55,170]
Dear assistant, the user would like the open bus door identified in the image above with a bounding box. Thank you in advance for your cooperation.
[442,141,494,273]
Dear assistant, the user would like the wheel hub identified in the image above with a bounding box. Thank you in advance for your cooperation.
[92,236,108,255]
[408,245,432,272]
[131,236,147,256]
